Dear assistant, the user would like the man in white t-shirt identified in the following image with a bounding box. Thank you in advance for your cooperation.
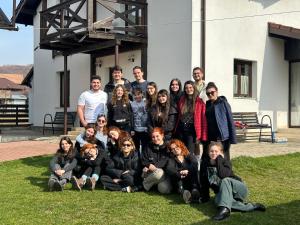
[77,75,108,127]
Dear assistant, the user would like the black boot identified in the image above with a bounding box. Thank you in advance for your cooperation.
[253,203,266,212]
[213,207,230,221]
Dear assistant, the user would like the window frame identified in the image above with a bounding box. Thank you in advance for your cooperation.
[234,59,252,98]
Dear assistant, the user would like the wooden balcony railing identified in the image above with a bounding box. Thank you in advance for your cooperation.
[40,0,147,52]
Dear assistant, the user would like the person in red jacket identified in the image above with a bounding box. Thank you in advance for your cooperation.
[175,80,207,158]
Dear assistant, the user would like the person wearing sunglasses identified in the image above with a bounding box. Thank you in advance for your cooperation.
[75,123,105,153]
[100,136,142,192]
[76,114,108,149]
[204,82,237,161]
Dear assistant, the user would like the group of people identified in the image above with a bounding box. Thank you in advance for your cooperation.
[48,66,265,221]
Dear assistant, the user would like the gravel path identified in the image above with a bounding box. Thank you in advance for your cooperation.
[0,138,299,162]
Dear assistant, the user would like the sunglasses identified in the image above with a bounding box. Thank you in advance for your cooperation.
[97,119,106,123]
[122,143,132,147]
[206,91,216,96]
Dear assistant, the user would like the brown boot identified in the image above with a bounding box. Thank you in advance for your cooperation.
[86,177,96,191]
[71,176,84,191]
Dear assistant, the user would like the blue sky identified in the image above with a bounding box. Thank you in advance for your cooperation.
[0,1,33,65]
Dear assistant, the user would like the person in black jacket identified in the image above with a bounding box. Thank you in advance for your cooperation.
[107,84,133,133]
[107,126,131,158]
[100,136,142,192]
[141,127,172,194]
[200,141,266,221]
[148,89,178,141]
[104,65,132,101]
[71,143,112,191]
[48,137,77,191]
[166,139,200,203]
[205,82,237,161]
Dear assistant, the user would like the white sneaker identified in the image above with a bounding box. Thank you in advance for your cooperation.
[182,190,192,204]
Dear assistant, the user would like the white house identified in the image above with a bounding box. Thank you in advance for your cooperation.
[15,0,300,130]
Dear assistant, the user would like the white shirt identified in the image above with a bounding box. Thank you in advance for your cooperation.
[78,90,108,123]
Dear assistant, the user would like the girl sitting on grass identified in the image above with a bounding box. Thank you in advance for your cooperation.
[107,126,130,158]
[100,136,142,192]
[48,136,77,191]
[200,141,266,221]
[166,139,200,203]
[71,143,111,191]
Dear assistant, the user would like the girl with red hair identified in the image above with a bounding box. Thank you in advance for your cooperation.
[141,127,172,194]
[166,139,200,203]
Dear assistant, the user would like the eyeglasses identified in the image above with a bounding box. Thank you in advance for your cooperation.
[122,144,132,148]
[206,91,216,96]
[170,146,180,152]
[97,119,106,123]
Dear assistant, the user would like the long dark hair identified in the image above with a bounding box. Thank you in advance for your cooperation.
[154,89,170,125]
[181,80,199,114]
[146,82,158,109]
[56,136,75,163]
[169,78,182,94]
[84,123,98,144]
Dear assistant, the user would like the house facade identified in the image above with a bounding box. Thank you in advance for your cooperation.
[15,0,300,130]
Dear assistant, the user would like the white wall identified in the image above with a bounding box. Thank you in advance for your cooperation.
[147,0,193,90]
[96,50,141,86]
[205,0,300,129]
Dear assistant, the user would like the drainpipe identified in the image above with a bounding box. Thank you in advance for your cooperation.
[201,0,206,75]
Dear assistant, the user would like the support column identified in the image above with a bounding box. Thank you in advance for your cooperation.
[63,54,68,135]
[115,43,119,66]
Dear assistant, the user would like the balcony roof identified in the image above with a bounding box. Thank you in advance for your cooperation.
[15,0,41,26]
[268,22,300,40]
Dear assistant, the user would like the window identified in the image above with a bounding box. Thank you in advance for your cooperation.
[60,71,70,107]
[234,59,252,97]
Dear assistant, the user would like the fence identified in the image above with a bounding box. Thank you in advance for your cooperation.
[0,103,30,127]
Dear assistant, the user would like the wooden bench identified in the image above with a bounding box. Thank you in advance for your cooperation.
[43,111,77,135]
[232,112,274,143]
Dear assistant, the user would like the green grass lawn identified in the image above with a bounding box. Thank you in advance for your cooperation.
[0,153,299,225]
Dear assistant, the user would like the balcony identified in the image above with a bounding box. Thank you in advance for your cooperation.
[40,0,147,55]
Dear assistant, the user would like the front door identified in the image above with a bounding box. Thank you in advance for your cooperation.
[290,62,300,127]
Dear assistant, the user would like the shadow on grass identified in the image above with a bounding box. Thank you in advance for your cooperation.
[187,200,300,225]
[20,156,50,168]
[25,176,49,192]
[143,188,215,219]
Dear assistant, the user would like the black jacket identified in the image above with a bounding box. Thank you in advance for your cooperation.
[76,148,112,175]
[104,78,132,100]
[206,96,237,143]
[148,105,178,139]
[107,100,133,131]
[200,155,241,200]
[106,151,141,179]
[141,142,170,169]
[166,154,198,180]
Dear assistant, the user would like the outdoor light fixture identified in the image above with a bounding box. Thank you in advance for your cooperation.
[128,54,135,62]
[95,60,102,68]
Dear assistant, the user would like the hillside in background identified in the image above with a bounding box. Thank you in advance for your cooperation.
[0,65,32,76]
